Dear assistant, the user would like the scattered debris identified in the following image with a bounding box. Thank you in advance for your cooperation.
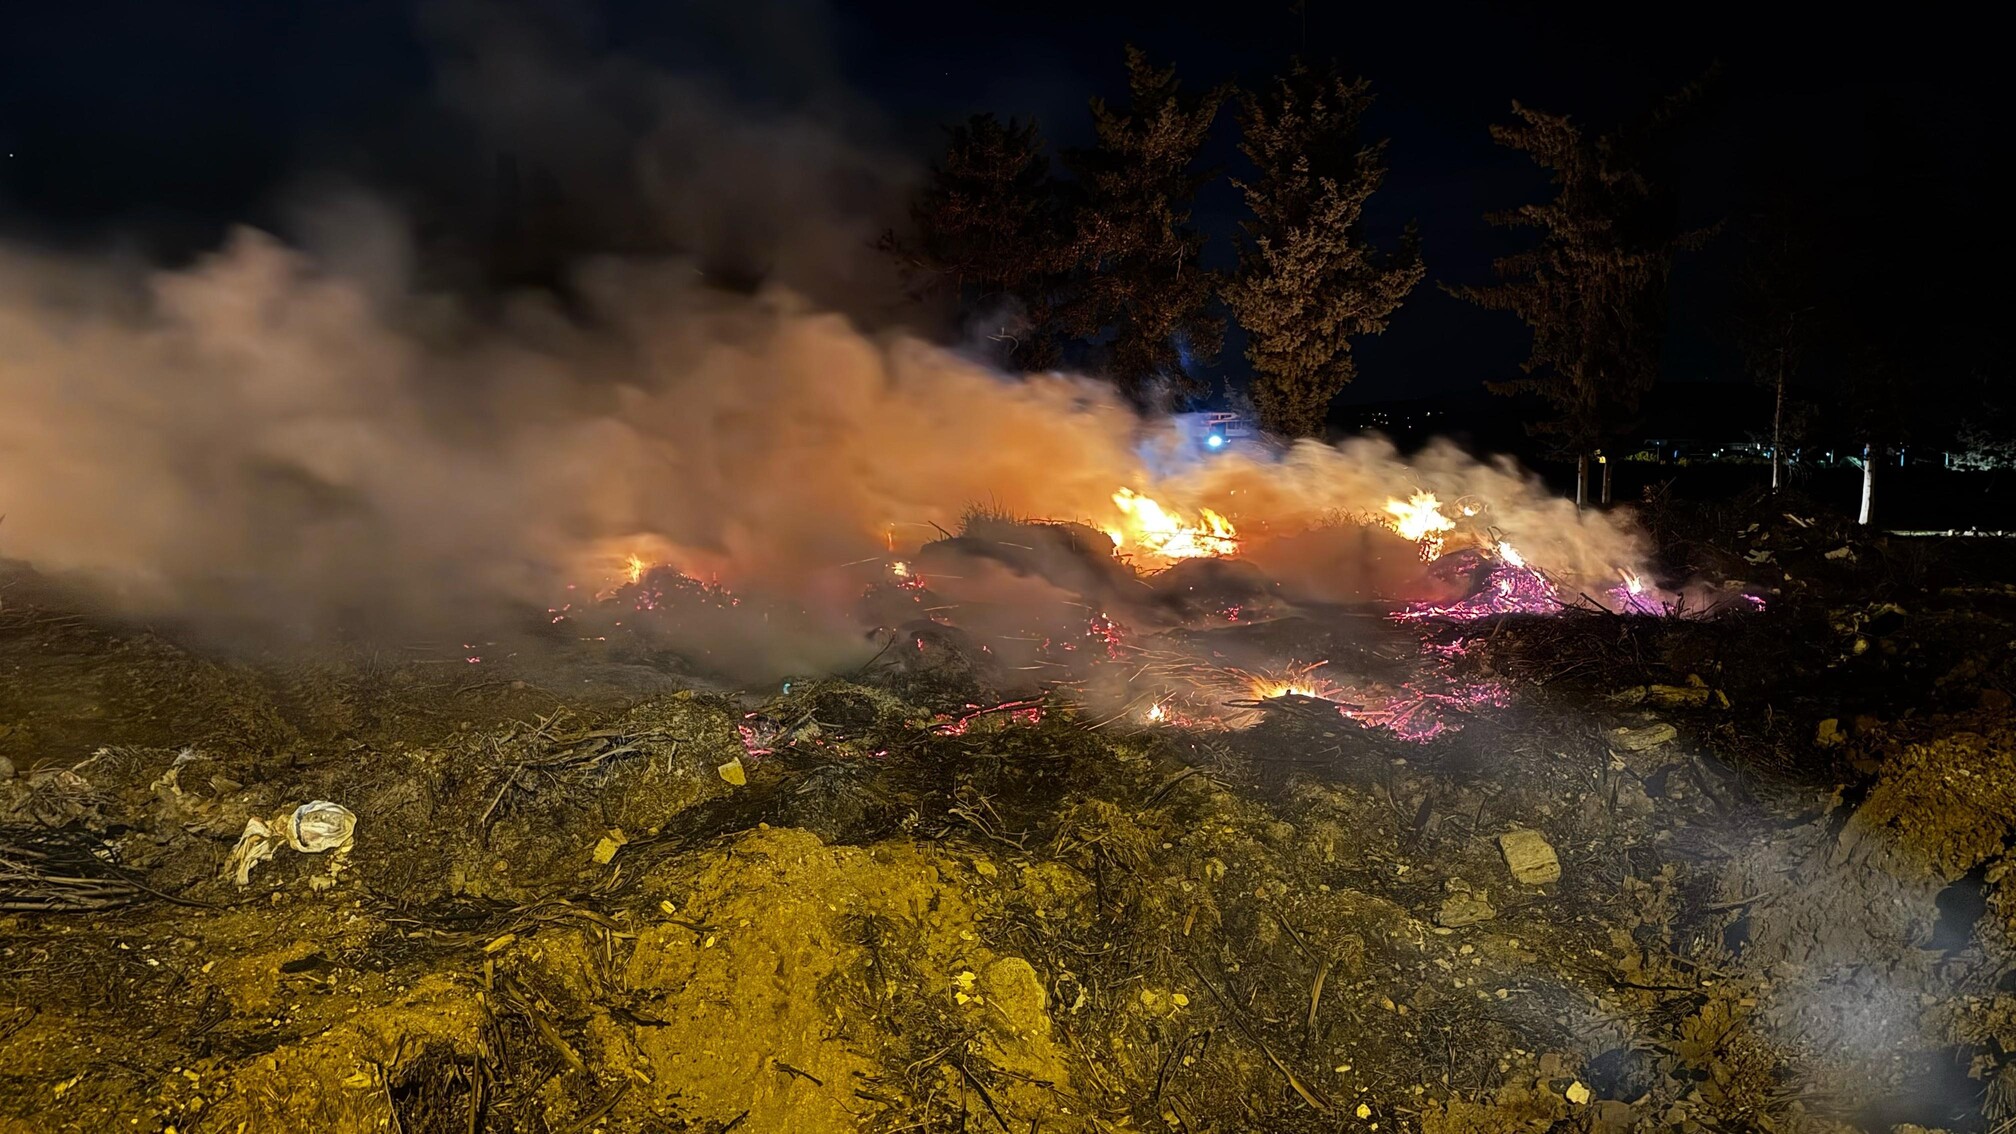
[591,828,628,864]
[1437,890,1497,927]
[223,800,357,887]
[1498,828,1562,886]
[1610,722,1679,752]
[7,498,2016,1133]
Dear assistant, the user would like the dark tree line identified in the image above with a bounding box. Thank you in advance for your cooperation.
[1448,89,1715,503]
[886,46,1706,451]
[884,47,1421,432]
[884,46,1996,515]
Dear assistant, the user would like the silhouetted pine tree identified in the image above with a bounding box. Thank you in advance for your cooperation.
[880,115,1076,369]
[1224,62,1423,437]
[1063,47,1228,405]
[1449,92,1712,500]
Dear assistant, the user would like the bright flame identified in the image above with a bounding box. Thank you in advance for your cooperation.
[1383,492,1457,560]
[1145,702,1168,722]
[1107,488,1239,561]
[1496,540,1526,568]
[625,555,648,585]
[1247,661,1336,700]
[1620,569,1645,595]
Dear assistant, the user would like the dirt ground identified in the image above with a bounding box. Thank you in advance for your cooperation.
[5,491,2016,1134]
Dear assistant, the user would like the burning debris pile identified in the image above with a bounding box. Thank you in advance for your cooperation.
[7,234,1973,1134]
[550,476,1752,757]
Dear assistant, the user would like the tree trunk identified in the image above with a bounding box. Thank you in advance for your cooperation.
[1771,350,1786,492]
[1600,456,1613,506]
[1575,454,1589,509]
[1858,444,1876,526]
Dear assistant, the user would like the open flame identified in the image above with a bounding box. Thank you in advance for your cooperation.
[1247,661,1338,701]
[1106,488,1239,561]
[1383,492,1457,560]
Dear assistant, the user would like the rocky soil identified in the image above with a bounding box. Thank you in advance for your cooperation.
[4,494,2016,1134]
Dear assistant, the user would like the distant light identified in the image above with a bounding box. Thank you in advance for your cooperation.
[1206,435,1225,449]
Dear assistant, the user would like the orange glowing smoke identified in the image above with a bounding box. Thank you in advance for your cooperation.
[1383,491,1457,560]
[1106,488,1239,561]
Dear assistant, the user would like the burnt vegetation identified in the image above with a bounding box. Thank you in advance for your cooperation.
[8,497,2016,1132]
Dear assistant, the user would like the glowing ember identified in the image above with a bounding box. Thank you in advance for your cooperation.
[1383,492,1457,560]
[1610,569,1665,615]
[1087,612,1128,659]
[1341,681,1513,742]
[738,713,782,757]
[1107,488,1239,561]
[933,699,1045,735]
[1394,551,1561,622]
[615,566,740,611]
[1145,702,1167,723]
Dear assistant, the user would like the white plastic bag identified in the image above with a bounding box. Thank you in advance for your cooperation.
[224,800,358,887]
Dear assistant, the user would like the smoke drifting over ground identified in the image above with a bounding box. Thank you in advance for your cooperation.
[0,3,1658,676]
[0,222,1654,675]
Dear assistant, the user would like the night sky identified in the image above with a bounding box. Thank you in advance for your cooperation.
[1,1,2003,406]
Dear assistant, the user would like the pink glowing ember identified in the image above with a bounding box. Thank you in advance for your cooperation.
[1087,613,1128,659]
[1340,681,1513,742]
[933,699,1046,735]
[1395,554,1562,622]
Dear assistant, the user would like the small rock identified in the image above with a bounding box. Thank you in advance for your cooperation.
[717,758,747,786]
[1587,1100,1635,1132]
[1437,892,1497,927]
[1815,718,1845,748]
[591,828,628,864]
[1612,776,1656,818]
[0,756,13,780]
[1610,723,1677,752]
[1565,1080,1592,1105]
[981,957,1049,1037]
[1499,828,1562,886]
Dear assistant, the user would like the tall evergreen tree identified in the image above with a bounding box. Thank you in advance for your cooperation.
[1063,47,1228,405]
[1224,62,1423,437]
[1448,94,1711,502]
[880,115,1075,369]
